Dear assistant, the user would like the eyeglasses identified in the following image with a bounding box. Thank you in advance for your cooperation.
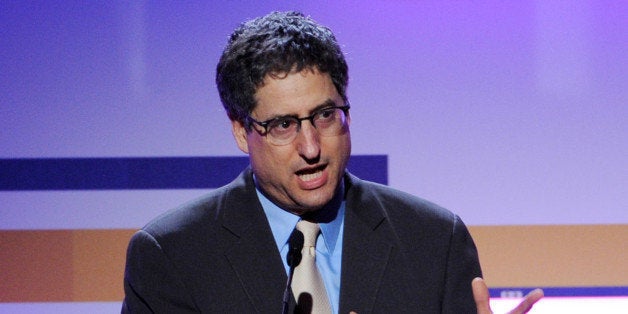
[246,104,350,146]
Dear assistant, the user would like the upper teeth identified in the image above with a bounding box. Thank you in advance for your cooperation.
[299,171,322,181]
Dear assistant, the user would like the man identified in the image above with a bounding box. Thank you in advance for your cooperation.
[122,11,541,313]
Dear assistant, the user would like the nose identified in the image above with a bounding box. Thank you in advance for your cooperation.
[296,120,320,161]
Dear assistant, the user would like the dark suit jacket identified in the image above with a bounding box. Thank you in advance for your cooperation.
[122,168,482,313]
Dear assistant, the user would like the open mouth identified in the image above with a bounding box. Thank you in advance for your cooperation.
[296,165,326,182]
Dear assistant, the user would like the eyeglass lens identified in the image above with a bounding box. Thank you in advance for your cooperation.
[267,107,348,145]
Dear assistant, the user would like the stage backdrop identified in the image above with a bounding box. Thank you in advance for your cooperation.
[1,1,626,313]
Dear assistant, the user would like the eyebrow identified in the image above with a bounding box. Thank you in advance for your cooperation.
[310,99,339,113]
[262,99,339,121]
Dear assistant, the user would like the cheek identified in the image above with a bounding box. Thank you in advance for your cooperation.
[249,144,294,177]
[326,134,352,158]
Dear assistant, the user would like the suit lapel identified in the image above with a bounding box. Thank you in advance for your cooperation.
[339,174,394,313]
[221,169,288,313]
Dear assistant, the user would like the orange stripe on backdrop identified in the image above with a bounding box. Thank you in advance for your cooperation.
[469,224,628,287]
[0,225,626,302]
[72,229,137,301]
[0,230,74,301]
[0,229,136,302]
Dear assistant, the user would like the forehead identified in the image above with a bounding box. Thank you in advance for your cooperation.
[253,69,342,118]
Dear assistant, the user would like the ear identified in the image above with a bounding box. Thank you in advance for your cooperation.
[231,120,250,154]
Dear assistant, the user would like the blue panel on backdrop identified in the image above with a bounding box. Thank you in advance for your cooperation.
[0,155,387,190]
[489,286,628,298]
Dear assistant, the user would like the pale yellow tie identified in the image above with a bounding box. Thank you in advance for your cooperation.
[291,220,332,314]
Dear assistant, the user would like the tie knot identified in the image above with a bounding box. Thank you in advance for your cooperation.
[296,220,320,247]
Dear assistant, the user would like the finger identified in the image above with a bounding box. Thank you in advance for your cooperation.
[507,289,544,314]
[472,277,493,314]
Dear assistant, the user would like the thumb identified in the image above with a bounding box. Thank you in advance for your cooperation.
[472,277,493,314]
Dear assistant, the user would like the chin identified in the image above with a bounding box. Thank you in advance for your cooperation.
[296,192,334,212]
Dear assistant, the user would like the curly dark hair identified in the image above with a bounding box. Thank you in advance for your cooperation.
[215,11,349,125]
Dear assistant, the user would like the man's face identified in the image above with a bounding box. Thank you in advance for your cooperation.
[232,68,351,215]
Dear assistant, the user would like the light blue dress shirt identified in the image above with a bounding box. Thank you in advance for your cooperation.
[255,187,345,314]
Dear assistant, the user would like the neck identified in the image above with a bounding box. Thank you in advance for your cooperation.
[300,180,344,223]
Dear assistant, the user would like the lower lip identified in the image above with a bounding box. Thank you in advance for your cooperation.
[297,168,328,190]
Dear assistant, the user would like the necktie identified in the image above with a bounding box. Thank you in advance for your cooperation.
[291,220,332,314]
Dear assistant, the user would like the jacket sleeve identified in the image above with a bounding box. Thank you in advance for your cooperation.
[441,215,483,313]
[122,230,197,313]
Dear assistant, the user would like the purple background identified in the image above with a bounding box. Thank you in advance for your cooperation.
[1,1,626,228]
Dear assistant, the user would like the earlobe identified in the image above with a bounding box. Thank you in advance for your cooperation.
[231,120,250,154]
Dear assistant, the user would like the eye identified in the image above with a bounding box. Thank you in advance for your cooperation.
[268,117,298,136]
[315,108,337,121]
[274,118,295,130]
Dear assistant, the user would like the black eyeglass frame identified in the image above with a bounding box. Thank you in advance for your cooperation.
[245,104,351,142]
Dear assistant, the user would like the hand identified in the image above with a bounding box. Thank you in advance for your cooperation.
[472,277,544,314]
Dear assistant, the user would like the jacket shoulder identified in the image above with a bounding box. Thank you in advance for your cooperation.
[141,169,254,239]
[346,173,456,225]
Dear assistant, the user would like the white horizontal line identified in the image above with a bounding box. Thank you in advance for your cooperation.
[491,296,628,314]
[0,189,212,230]
[0,302,122,314]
